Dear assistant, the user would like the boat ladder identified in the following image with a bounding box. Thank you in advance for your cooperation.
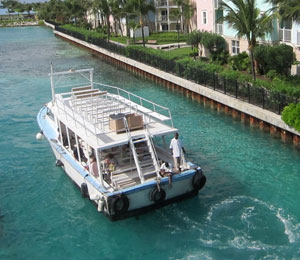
[123,117,145,184]
[122,119,161,185]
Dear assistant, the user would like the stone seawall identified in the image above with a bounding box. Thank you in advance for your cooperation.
[52,29,300,147]
[0,21,38,27]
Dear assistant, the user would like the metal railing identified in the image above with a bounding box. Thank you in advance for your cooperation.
[156,0,167,6]
[159,14,168,21]
[94,82,174,127]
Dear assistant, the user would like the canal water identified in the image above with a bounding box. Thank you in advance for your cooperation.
[1,26,300,259]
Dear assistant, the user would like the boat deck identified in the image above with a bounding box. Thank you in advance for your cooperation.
[52,86,177,150]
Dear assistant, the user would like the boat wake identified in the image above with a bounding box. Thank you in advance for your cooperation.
[205,196,300,246]
[161,196,300,258]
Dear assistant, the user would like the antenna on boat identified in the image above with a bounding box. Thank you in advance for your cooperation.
[50,62,55,102]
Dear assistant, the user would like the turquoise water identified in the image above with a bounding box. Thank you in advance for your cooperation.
[1,26,300,259]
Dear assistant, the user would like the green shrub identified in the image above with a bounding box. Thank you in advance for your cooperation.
[229,52,250,71]
[219,69,241,81]
[254,44,296,76]
[282,103,300,132]
[186,31,202,50]
[189,49,198,58]
[201,32,226,60]
[62,24,106,39]
[254,45,269,75]
[213,51,230,65]
[144,32,188,44]
[266,70,279,79]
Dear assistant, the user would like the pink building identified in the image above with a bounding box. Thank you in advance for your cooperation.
[196,0,215,33]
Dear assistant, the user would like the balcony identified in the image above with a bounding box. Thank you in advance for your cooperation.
[279,29,292,42]
[156,0,177,7]
[156,0,167,7]
[215,23,223,35]
[158,14,168,22]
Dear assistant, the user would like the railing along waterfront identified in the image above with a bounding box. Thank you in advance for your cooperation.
[51,22,299,115]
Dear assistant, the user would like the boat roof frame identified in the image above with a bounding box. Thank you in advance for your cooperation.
[49,67,176,151]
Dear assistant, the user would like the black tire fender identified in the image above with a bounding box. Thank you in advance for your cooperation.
[110,194,130,215]
[192,171,206,191]
[80,183,89,198]
[151,187,166,203]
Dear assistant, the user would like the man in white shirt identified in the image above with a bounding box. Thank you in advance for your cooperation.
[169,133,185,172]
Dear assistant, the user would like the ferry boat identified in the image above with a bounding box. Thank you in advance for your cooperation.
[36,67,206,221]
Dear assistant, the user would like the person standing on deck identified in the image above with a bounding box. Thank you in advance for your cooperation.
[90,156,99,178]
[169,133,185,172]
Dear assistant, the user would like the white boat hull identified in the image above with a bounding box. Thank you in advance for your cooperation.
[48,137,202,220]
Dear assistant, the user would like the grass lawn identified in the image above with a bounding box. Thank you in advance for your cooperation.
[167,47,192,55]
[60,25,188,45]
[110,36,128,44]
[134,32,188,45]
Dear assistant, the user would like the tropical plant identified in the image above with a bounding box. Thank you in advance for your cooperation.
[182,0,195,33]
[170,1,182,48]
[269,0,300,23]
[186,30,202,51]
[201,31,226,60]
[94,0,112,41]
[219,0,275,81]
[229,51,250,71]
[64,0,87,25]
[38,0,69,24]
[130,0,155,47]
[254,44,295,76]
[282,102,300,131]
[128,20,140,43]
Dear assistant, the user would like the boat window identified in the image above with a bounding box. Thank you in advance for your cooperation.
[59,122,69,147]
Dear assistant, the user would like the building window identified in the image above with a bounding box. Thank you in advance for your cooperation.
[161,10,167,21]
[162,24,168,31]
[279,19,292,42]
[202,11,207,25]
[232,40,240,54]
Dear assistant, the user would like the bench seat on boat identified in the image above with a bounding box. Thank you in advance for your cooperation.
[71,85,92,92]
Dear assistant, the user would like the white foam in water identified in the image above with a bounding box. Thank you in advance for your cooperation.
[276,208,300,244]
[204,196,300,250]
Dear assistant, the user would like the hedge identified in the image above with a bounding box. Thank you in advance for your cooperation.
[282,103,300,131]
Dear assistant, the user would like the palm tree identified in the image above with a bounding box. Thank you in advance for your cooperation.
[95,0,112,41]
[130,0,155,47]
[182,0,195,33]
[65,0,86,25]
[220,0,275,81]
[269,0,300,23]
[109,0,123,36]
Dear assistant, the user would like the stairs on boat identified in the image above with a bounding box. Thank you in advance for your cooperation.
[111,117,160,189]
